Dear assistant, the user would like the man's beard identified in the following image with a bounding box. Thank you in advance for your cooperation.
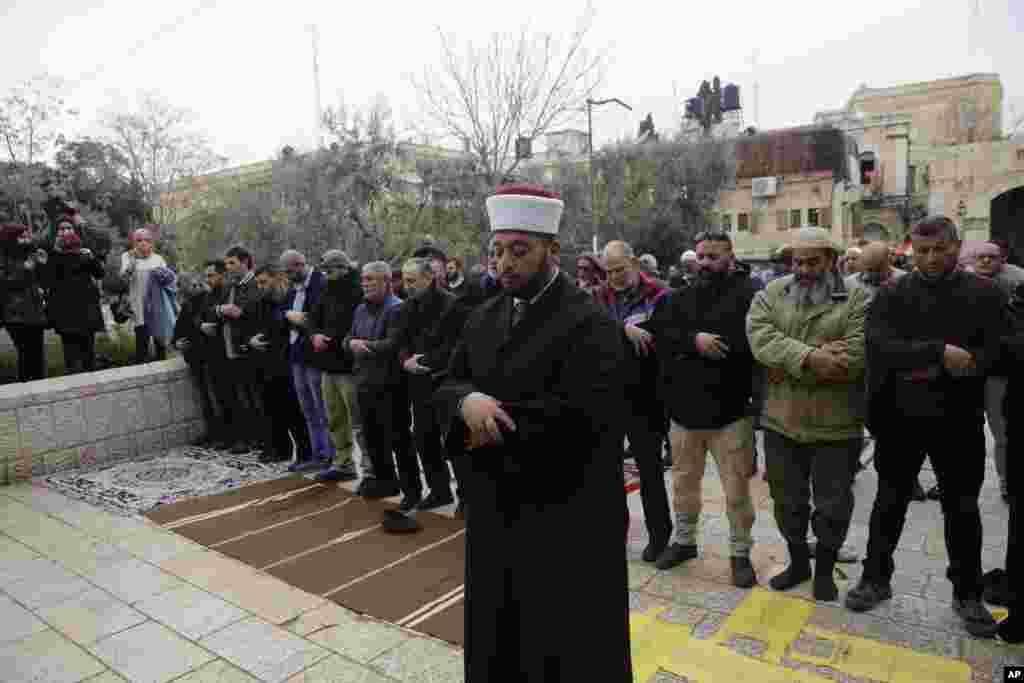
[696,268,729,285]
[790,276,833,306]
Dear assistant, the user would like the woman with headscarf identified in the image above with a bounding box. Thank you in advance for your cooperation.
[0,224,49,381]
[41,228,106,374]
[120,227,169,363]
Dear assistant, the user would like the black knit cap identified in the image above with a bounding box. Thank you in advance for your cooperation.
[412,243,447,262]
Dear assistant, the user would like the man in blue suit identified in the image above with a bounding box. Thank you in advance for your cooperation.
[281,249,333,472]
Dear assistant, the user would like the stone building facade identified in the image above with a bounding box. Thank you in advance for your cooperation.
[720,73,1024,262]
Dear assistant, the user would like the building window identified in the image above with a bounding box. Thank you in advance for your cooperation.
[1018,150,1024,162]
[721,214,732,231]
[860,153,877,186]
[807,208,820,227]
[789,209,801,229]
[738,213,749,232]
[908,165,916,195]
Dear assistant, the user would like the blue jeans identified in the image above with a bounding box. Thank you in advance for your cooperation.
[291,362,334,461]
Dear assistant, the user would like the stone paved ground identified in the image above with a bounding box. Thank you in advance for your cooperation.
[625,430,1024,682]
[1,429,1022,682]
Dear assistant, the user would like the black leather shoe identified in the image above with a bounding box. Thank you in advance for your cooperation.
[654,543,698,570]
[359,479,401,499]
[315,465,358,483]
[926,484,941,501]
[642,539,668,563]
[398,495,422,513]
[417,491,455,511]
[845,580,892,612]
[731,556,757,588]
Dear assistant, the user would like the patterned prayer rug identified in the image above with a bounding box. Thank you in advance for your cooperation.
[40,446,294,517]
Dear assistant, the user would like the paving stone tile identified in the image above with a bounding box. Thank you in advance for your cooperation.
[114,527,203,564]
[286,655,395,682]
[170,659,261,682]
[370,635,463,683]
[206,567,325,625]
[200,617,330,683]
[304,610,412,664]
[0,554,55,586]
[286,603,362,636]
[0,628,106,682]
[90,620,215,683]
[628,560,658,590]
[691,610,729,640]
[655,604,708,629]
[628,590,674,614]
[36,588,147,645]
[3,561,93,609]
[82,671,128,682]
[134,585,248,640]
[0,592,49,643]
[88,557,184,604]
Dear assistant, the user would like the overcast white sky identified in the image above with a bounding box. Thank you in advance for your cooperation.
[3,0,1022,168]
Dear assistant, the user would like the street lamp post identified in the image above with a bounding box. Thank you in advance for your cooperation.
[586,97,632,254]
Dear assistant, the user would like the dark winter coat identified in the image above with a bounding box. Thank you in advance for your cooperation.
[172,290,213,365]
[594,270,669,393]
[285,269,327,364]
[377,284,468,379]
[342,294,404,387]
[42,250,106,336]
[250,296,292,379]
[205,272,262,360]
[866,269,1008,428]
[0,244,47,328]
[434,273,632,682]
[647,264,760,429]
[305,270,362,374]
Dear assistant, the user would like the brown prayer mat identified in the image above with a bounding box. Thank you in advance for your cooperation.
[145,476,466,646]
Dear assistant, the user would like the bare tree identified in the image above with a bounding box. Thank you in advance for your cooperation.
[410,5,606,186]
[103,92,226,225]
[0,75,77,165]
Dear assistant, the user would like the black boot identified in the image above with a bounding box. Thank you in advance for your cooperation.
[813,547,839,602]
[770,543,812,591]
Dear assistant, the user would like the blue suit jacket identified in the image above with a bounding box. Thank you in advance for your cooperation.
[286,269,327,363]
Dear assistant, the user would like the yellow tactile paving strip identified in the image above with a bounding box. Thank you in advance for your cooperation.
[630,589,973,683]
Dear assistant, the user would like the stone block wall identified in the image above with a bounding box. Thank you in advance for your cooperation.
[0,357,206,485]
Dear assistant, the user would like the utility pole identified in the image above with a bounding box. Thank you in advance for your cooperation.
[309,24,323,150]
[586,98,632,255]
[748,49,760,130]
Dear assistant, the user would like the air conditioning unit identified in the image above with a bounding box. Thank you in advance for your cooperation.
[752,176,779,198]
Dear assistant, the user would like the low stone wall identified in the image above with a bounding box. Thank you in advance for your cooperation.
[0,356,206,485]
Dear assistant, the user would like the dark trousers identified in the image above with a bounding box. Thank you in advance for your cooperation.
[410,376,452,495]
[7,324,45,382]
[358,383,421,498]
[60,332,95,375]
[134,325,166,364]
[209,358,263,445]
[626,393,672,546]
[764,429,860,552]
[862,418,986,599]
[186,359,220,437]
[261,375,312,459]
[1009,412,1022,611]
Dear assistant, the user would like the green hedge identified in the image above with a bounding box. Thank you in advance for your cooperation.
[0,325,158,384]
